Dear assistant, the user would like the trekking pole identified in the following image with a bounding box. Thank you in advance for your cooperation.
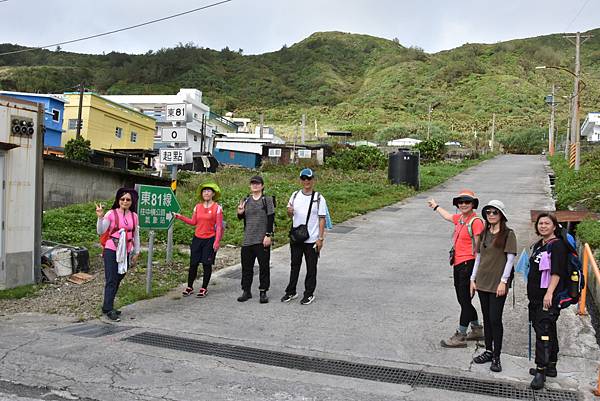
[528,321,532,361]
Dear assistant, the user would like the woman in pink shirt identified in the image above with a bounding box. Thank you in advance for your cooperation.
[174,182,224,298]
[96,188,140,321]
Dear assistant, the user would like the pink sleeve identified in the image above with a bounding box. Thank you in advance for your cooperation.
[177,205,198,226]
[214,205,224,244]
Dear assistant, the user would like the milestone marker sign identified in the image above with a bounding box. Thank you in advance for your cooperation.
[136,184,181,230]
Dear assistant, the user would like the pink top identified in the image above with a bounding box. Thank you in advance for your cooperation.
[103,209,138,253]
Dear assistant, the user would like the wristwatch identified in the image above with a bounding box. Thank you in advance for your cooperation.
[500,278,508,284]
[318,237,324,241]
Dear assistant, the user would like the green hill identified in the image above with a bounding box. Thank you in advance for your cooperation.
[1,30,599,142]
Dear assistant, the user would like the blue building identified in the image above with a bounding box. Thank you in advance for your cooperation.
[0,91,67,147]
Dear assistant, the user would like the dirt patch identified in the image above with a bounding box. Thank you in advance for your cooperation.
[0,245,240,320]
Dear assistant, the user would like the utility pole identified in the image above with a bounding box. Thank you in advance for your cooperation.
[76,82,84,139]
[427,104,432,140]
[314,119,318,140]
[564,31,592,170]
[549,84,556,156]
[491,113,496,152]
[565,101,571,161]
[301,114,306,144]
[259,114,264,139]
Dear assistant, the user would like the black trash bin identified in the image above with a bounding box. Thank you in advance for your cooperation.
[71,247,90,273]
[388,148,420,189]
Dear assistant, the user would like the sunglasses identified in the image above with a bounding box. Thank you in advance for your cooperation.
[120,197,132,202]
[486,209,500,216]
[457,200,472,205]
[300,176,313,181]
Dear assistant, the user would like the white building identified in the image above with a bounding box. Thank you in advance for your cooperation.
[105,89,216,163]
[581,112,600,142]
[387,137,422,147]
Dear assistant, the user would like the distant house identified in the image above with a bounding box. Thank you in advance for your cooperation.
[262,144,331,166]
[581,113,600,142]
[61,92,156,151]
[104,89,216,164]
[387,138,422,147]
[0,91,66,147]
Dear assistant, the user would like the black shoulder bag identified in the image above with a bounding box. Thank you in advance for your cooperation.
[289,191,314,244]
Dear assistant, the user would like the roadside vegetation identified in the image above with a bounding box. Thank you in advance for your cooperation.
[0,153,496,312]
[549,150,600,250]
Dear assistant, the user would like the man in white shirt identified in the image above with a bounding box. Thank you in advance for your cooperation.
[281,168,327,305]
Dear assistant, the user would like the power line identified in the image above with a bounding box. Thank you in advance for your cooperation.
[0,0,232,56]
[565,0,591,32]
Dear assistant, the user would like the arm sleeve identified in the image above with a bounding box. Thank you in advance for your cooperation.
[470,253,481,281]
[266,214,275,233]
[214,205,224,244]
[501,253,516,281]
[550,240,568,276]
[317,195,327,217]
[133,222,141,255]
[96,210,111,234]
[177,205,198,226]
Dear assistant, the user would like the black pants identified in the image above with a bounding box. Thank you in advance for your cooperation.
[188,236,216,289]
[285,242,318,298]
[102,249,126,313]
[453,260,479,328]
[241,244,271,292]
[478,290,507,358]
[529,302,560,367]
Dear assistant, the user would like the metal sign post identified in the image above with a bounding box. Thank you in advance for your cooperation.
[136,184,181,295]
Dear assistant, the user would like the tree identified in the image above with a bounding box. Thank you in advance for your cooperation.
[64,137,91,161]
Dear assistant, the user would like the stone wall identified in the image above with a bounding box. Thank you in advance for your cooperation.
[43,156,170,209]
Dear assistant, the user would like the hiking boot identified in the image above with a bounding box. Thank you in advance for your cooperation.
[281,293,298,303]
[259,291,269,304]
[466,324,484,341]
[182,287,194,297]
[197,288,207,298]
[490,357,502,372]
[530,362,557,378]
[105,310,121,322]
[300,295,315,305]
[237,291,252,302]
[473,350,493,364]
[441,331,467,348]
[530,368,546,390]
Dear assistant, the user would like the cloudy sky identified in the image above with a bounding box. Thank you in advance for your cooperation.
[0,0,596,55]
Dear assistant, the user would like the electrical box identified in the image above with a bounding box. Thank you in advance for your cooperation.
[0,96,43,289]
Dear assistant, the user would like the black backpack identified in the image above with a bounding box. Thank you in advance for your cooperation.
[547,229,584,309]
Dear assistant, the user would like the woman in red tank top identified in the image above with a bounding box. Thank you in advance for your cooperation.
[174,182,223,298]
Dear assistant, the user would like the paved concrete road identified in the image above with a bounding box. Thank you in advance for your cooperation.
[1,155,598,401]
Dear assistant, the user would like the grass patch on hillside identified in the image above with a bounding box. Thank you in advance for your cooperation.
[549,151,600,249]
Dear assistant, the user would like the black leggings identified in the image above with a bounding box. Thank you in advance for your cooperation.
[188,236,216,289]
[478,290,507,358]
[529,302,560,367]
[453,260,479,328]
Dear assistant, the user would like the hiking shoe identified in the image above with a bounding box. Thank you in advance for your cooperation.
[280,293,298,303]
[197,288,207,298]
[300,295,315,305]
[490,357,502,372]
[441,331,467,348]
[105,310,121,322]
[530,363,557,378]
[259,291,269,304]
[237,291,252,302]
[182,287,194,297]
[466,324,484,341]
[473,350,493,364]
[530,368,546,390]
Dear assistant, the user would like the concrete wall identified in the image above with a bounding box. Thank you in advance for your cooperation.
[44,156,170,209]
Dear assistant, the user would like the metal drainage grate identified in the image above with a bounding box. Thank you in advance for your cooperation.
[52,323,133,338]
[328,226,357,234]
[382,207,401,212]
[123,332,578,401]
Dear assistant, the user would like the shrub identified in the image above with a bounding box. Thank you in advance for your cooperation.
[497,128,546,154]
[325,145,387,170]
[64,137,91,161]
[414,138,446,162]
